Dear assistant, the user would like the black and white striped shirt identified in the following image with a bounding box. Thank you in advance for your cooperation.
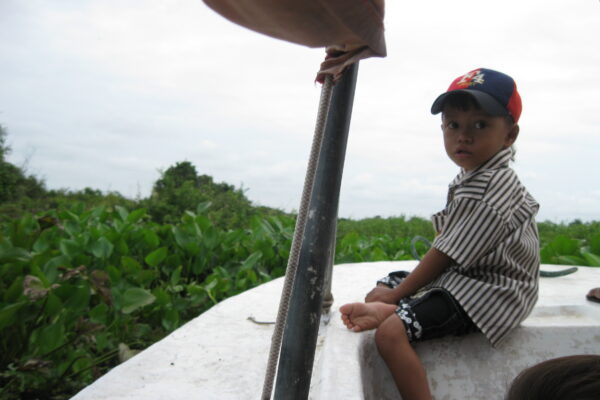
[430,147,540,346]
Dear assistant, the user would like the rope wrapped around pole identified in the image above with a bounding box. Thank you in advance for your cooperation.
[261,75,334,400]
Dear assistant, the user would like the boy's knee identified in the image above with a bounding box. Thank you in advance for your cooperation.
[375,314,407,352]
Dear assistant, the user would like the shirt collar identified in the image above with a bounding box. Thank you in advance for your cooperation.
[449,147,514,188]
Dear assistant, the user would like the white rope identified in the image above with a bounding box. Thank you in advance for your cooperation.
[260,75,334,400]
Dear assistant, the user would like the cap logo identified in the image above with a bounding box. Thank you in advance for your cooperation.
[456,70,485,87]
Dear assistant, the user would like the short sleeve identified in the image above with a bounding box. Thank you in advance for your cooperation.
[432,197,507,267]
[431,210,446,234]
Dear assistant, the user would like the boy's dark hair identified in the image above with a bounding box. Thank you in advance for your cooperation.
[441,92,515,125]
[505,355,600,400]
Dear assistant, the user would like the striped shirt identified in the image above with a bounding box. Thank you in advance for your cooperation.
[429,147,540,346]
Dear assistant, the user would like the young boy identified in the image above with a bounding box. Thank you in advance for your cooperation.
[340,68,540,400]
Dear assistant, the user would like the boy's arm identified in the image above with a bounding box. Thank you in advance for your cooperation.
[366,247,453,303]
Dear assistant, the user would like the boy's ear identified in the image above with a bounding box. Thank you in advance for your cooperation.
[505,124,519,147]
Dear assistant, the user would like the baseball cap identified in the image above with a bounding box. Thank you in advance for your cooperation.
[431,68,522,123]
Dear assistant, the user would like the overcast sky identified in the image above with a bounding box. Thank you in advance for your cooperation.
[1,0,599,222]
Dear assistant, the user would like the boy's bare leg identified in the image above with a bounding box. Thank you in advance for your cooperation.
[340,302,432,399]
[376,314,432,400]
[339,302,397,332]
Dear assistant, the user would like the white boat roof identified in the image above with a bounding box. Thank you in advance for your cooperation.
[72,261,600,399]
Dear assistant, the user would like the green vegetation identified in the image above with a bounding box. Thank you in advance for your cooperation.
[142,161,261,228]
[0,125,45,206]
[0,126,598,399]
[0,204,293,399]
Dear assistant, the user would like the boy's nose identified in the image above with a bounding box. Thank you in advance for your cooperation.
[457,130,473,143]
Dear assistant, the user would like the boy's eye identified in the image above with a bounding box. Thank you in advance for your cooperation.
[474,121,487,129]
[447,121,459,129]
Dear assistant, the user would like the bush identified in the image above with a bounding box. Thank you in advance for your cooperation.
[337,215,435,241]
[0,125,46,204]
[144,161,257,229]
[0,205,293,399]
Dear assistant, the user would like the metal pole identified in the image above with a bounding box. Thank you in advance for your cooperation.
[321,226,336,315]
[273,62,359,400]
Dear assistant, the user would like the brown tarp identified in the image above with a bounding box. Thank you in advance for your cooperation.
[202,0,386,81]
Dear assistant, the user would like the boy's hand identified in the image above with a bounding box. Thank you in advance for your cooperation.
[365,287,398,304]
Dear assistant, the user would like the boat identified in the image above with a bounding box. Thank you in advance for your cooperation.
[71,261,600,399]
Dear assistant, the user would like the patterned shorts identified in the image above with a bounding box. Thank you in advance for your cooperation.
[377,271,478,342]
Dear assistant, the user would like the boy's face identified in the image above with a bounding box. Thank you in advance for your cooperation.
[441,104,519,171]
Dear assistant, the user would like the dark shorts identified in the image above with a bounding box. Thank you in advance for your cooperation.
[378,271,478,343]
